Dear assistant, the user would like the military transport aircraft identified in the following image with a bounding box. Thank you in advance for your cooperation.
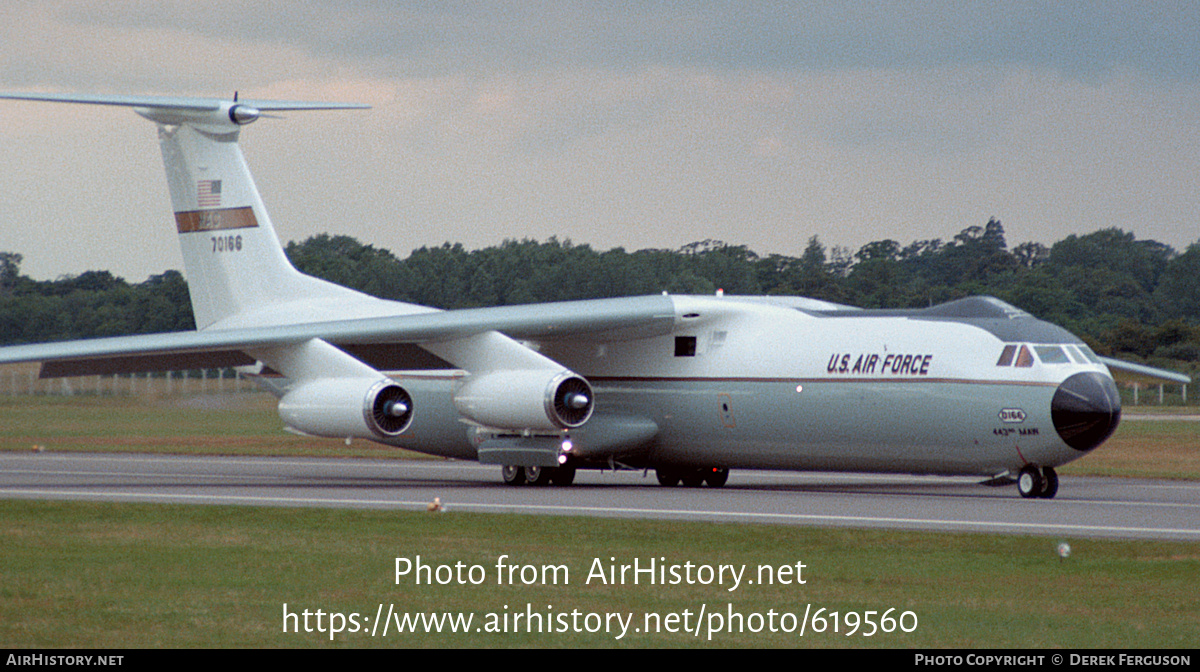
[0,92,1184,498]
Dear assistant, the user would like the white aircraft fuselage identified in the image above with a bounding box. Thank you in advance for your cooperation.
[381,293,1120,486]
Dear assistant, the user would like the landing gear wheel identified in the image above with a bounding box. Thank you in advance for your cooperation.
[1039,467,1059,499]
[1017,465,1044,499]
[501,465,526,486]
[525,465,553,486]
[681,470,705,487]
[656,468,681,487]
[551,466,576,487]
[705,467,730,488]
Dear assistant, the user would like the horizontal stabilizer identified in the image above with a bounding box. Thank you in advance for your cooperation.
[0,91,369,113]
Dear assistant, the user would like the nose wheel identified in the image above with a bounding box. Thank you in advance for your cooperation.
[1017,465,1059,499]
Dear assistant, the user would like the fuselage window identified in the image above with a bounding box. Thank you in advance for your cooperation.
[1035,345,1070,364]
[997,344,1017,366]
[675,336,697,357]
[1014,345,1035,368]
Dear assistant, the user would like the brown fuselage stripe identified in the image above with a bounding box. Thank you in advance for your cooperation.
[175,207,259,233]
[587,376,1059,387]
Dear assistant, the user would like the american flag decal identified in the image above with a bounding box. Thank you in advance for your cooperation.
[197,179,222,208]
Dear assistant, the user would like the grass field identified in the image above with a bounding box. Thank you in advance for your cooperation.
[1065,416,1200,479]
[0,393,432,460]
[2,500,1197,648]
[1,393,1198,648]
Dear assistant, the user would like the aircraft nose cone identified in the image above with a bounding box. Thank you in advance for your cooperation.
[1051,372,1121,452]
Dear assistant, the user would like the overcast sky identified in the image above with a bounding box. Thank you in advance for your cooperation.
[2,1,1198,281]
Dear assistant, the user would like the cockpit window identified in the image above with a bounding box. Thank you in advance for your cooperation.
[1000,343,1086,367]
[1035,345,1070,364]
[1014,345,1034,368]
[1076,345,1102,364]
[997,345,1017,366]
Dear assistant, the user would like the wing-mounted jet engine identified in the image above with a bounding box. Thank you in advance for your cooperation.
[453,369,596,486]
[280,377,414,439]
[421,332,597,484]
[453,369,593,431]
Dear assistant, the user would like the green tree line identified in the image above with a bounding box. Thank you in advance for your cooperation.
[3,221,1200,375]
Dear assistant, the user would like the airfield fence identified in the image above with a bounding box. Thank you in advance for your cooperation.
[1,363,251,397]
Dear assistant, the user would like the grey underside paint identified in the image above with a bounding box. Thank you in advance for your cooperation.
[382,375,1064,477]
[597,378,1061,476]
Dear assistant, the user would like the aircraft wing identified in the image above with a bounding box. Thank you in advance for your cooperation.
[1099,357,1192,386]
[0,295,678,377]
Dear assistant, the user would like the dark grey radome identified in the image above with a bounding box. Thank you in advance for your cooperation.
[1051,372,1121,452]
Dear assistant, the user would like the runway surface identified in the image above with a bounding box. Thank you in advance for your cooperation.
[2,451,1199,541]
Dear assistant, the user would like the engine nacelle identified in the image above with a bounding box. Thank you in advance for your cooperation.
[453,370,594,432]
[279,378,413,440]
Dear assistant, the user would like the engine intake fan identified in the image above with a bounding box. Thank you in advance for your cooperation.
[369,382,414,436]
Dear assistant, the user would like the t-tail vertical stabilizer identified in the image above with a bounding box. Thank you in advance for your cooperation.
[0,92,427,330]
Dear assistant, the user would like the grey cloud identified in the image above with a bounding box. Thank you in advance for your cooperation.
[65,1,1200,81]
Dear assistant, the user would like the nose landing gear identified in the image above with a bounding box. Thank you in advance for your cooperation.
[1017,465,1059,499]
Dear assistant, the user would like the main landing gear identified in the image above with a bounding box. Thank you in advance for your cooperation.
[502,465,576,487]
[1017,465,1059,499]
[656,466,729,488]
